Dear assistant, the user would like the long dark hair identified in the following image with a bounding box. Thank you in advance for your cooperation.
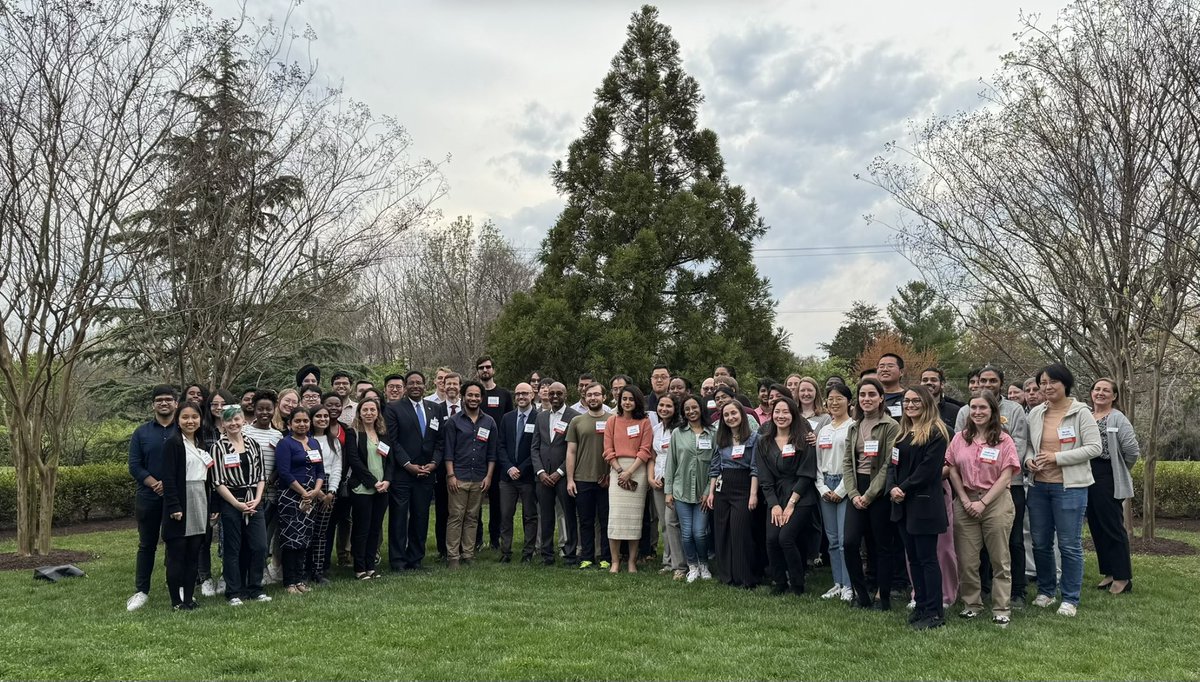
[286,406,313,437]
[715,400,751,449]
[962,390,1003,447]
[174,401,204,444]
[681,394,712,428]
[656,393,685,431]
[618,385,647,420]
[759,396,809,448]
[856,377,887,420]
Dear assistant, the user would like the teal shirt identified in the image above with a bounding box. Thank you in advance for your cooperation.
[354,436,385,495]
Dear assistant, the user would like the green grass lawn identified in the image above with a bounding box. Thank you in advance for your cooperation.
[1,515,1199,681]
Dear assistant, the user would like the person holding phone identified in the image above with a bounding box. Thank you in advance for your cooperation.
[274,407,326,594]
[705,401,761,588]
[602,385,654,573]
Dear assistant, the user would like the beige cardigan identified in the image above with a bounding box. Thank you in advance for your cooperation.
[1024,398,1102,489]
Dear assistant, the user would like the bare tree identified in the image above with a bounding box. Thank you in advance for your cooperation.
[352,216,537,372]
[0,0,203,555]
[864,0,1200,538]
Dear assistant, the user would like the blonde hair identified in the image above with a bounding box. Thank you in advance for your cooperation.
[797,376,826,416]
[272,388,299,431]
[899,385,949,446]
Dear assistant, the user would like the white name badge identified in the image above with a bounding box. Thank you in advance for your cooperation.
[782,444,796,458]
[659,440,670,451]
[554,420,567,434]
[429,418,439,431]
[487,396,500,407]
[980,447,1000,463]
[888,404,902,417]
[476,427,491,442]
[864,440,880,456]
[377,442,391,458]
[731,444,746,459]
[1107,426,1119,433]
[697,435,712,450]
[626,424,641,437]
[199,451,214,468]
[1058,426,1077,444]
[524,422,536,433]
[223,452,241,468]
[818,433,834,449]
[595,421,606,432]
[306,449,322,464]
[890,448,900,465]
[706,400,716,410]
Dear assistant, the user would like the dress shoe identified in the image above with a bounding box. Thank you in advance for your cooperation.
[499,555,512,564]
[1109,580,1132,594]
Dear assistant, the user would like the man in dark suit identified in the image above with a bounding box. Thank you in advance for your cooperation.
[497,382,539,563]
[428,372,462,561]
[530,382,579,566]
[384,370,440,571]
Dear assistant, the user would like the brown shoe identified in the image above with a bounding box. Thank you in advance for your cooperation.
[448,559,461,570]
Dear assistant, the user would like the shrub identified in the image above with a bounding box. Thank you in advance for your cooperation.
[1132,460,1200,519]
[0,463,135,529]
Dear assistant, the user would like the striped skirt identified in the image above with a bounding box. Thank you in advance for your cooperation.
[607,457,649,540]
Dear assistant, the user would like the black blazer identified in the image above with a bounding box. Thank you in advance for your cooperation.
[530,407,579,476]
[160,434,212,541]
[887,430,949,534]
[498,408,539,481]
[345,429,397,491]
[383,398,439,479]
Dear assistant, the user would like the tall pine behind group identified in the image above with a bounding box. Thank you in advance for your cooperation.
[488,5,791,386]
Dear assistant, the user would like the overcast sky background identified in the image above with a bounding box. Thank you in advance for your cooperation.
[235,0,1067,355]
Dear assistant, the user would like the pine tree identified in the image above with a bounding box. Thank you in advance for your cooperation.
[887,281,959,359]
[488,5,790,386]
[820,300,889,366]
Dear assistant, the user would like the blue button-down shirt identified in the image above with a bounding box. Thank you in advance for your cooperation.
[128,419,179,498]
[445,411,499,482]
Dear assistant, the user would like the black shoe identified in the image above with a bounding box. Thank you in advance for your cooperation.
[499,555,512,564]
[908,610,923,624]
[790,586,806,597]
[912,616,945,631]
[770,584,788,595]
[184,600,199,610]
[873,601,891,612]
[521,556,533,565]
[542,558,555,566]
[314,574,330,586]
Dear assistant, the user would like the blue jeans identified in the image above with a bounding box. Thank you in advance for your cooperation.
[675,500,709,565]
[819,474,849,587]
[1027,482,1087,605]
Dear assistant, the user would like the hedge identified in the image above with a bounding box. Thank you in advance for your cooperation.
[0,463,135,529]
[0,460,1197,531]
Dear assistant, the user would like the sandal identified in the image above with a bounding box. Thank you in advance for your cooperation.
[285,585,303,595]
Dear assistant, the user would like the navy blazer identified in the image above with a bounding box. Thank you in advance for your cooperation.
[383,398,440,480]
[498,408,539,481]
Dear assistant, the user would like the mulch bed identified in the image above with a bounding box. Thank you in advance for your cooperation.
[0,517,136,542]
[0,549,98,572]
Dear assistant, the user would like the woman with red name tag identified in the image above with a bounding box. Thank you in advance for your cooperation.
[816,383,855,601]
[705,401,761,588]
[161,401,215,611]
[758,397,819,595]
[275,407,326,594]
[603,385,655,573]
[888,385,951,630]
[1025,363,1102,617]
[345,398,392,580]
[650,395,688,580]
[946,391,1021,627]
[1087,378,1140,596]
[210,405,268,606]
[841,378,901,610]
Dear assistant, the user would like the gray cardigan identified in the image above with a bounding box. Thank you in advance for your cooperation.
[1100,409,1140,500]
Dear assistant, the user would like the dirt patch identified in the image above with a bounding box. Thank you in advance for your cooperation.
[0,549,98,572]
[0,516,135,542]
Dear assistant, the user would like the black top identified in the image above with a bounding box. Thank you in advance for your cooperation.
[936,396,963,432]
[160,434,213,541]
[481,387,514,427]
[345,430,396,491]
[756,436,819,508]
[886,430,948,534]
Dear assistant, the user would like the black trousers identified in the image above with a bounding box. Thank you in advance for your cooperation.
[218,497,267,600]
[196,522,214,582]
[282,546,307,586]
[901,528,943,619]
[766,503,815,592]
[575,481,610,563]
[982,484,1028,596]
[134,494,163,595]
[389,476,435,570]
[844,474,897,607]
[1087,462,1133,581]
[537,477,577,563]
[434,464,449,557]
[350,492,388,573]
[165,534,204,606]
[499,478,538,559]
[713,469,759,588]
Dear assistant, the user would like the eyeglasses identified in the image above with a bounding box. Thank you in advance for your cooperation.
[153,398,176,404]
[477,364,493,370]
[515,391,533,396]
[901,398,922,405]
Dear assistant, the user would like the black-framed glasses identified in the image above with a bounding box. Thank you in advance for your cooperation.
[477,364,493,370]
[901,398,922,405]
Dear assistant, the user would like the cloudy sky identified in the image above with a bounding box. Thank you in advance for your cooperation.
[240,0,1066,355]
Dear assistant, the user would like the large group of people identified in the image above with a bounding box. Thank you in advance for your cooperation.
[125,354,1140,629]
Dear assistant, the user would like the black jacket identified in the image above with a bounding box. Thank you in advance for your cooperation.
[887,430,949,534]
[383,398,440,481]
[498,408,539,481]
[530,407,580,476]
[345,429,397,492]
[756,436,819,508]
[160,434,212,541]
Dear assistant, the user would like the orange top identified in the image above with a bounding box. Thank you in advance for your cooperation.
[602,415,654,463]
[1036,408,1065,484]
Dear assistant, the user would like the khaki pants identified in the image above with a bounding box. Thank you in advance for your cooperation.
[955,490,1015,616]
[446,480,484,561]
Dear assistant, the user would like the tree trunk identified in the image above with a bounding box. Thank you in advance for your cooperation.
[1141,331,1169,540]
[37,463,57,554]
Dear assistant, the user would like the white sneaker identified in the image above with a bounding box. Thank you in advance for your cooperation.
[215,578,226,595]
[1033,594,1057,608]
[840,586,854,602]
[907,599,917,610]
[1056,602,1077,617]
[228,597,243,607]
[821,585,843,599]
[686,565,700,584]
[698,563,713,580]
[200,579,216,597]
[254,594,273,603]
[126,592,149,612]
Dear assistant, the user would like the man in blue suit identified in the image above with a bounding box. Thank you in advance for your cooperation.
[496,382,539,563]
[384,370,439,571]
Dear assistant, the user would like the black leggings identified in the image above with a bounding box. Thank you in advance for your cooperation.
[844,474,897,607]
[766,503,814,592]
[165,534,204,606]
[350,492,388,573]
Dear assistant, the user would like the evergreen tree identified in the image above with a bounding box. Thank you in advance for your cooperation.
[820,300,889,366]
[887,280,959,359]
[488,5,790,386]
